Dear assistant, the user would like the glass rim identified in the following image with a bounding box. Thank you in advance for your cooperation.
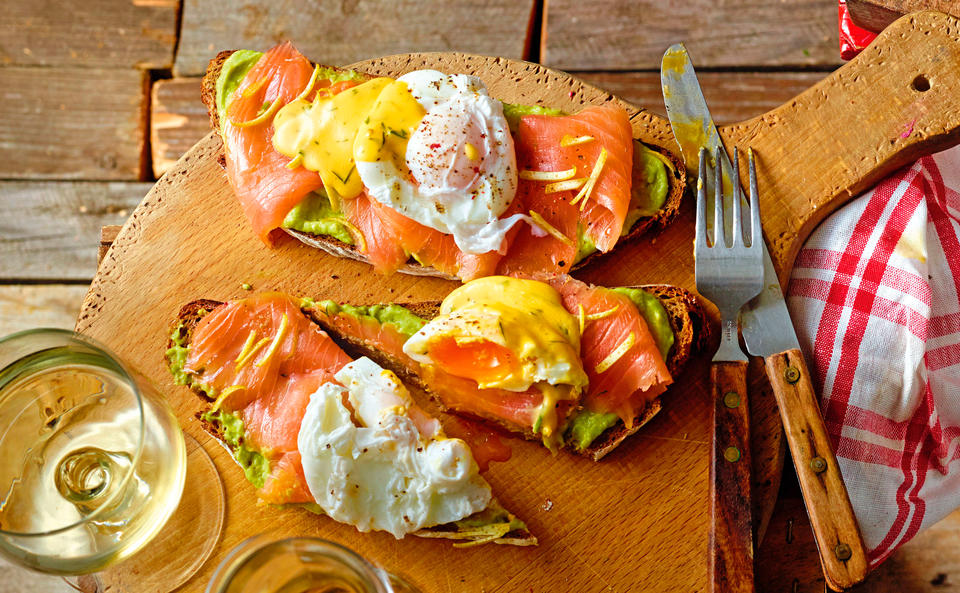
[0,328,147,538]
[206,535,394,593]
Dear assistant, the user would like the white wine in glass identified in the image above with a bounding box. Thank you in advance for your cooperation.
[0,329,210,580]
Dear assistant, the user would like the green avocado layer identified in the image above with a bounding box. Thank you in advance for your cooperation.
[315,300,426,338]
[501,102,564,132]
[282,191,354,244]
[565,287,676,452]
[215,50,264,126]
[166,318,272,490]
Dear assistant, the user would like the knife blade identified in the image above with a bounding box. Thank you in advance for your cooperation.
[661,43,799,356]
[661,43,868,591]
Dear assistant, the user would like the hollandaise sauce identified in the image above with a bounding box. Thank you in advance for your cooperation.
[403,277,589,445]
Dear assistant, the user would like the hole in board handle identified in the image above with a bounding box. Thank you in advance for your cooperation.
[912,75,931,92]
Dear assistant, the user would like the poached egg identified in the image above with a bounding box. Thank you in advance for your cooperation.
[297,357,491,539]
[272,69,523,255]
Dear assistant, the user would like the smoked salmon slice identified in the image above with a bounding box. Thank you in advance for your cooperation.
[498,105,633,276]
[222,43,324,245]
[310,306,565,433]
[549,276,672,426]
[185,293,352,503]
[343,191,503,281]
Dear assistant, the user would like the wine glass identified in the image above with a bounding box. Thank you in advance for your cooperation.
[0,328,223,590]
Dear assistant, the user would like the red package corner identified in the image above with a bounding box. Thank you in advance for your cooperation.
[839,0,879,60]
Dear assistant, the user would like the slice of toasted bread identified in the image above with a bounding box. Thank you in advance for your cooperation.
[303,285,709,461]
[201,50,686,280]
[168,299,536,546]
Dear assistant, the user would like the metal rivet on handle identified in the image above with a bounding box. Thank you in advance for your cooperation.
[723,391,740,408]
[724,447,741,463]
[835,543,852,561]
[784,366,800,383]
[810,457,827,474]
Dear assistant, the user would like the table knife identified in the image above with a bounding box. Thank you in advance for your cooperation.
[661,43,868,591]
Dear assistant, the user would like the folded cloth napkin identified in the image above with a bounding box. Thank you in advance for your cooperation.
[786,146,960,567]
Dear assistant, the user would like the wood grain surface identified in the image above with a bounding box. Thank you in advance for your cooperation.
[76,53,787,593]
[0,285,91,335]
[173,0,536,76]
[710,361,755,593]
[151,78,208,178]
[0,68,149,180]
[0,0,177,68]
[578,72,829,125]
[543,0,841,70]
[714,10,960,277]
[0,182,150,281]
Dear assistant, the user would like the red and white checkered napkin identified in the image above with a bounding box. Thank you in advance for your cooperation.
[786,146,960,567]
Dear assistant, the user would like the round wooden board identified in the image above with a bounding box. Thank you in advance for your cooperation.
[77,19,960,590]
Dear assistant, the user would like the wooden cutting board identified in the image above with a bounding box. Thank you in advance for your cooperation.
[76,11,960,593]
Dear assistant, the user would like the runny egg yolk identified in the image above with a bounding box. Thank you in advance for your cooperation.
[404,277,588,391]
[427,335,518,386]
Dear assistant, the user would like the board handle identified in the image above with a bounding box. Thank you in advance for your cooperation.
[764,349,867,591]
[722,10,960,278]
[710,361,755,593]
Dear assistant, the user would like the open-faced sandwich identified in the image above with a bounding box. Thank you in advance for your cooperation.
[166,292,534,545]
[307,276,708,459]
[201,43,684,281]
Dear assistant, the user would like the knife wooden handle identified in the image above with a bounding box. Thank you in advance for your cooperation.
[764,349,868,591]
[710,361,755,593]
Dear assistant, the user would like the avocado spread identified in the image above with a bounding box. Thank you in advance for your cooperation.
[566,287,675,451]
[166,320,273,490]
[316,301,426,338]
[281,191,355,244]
[501,102,564,132]
[165,323,191,386]
[215,50,264,125]
[201,409,271,489]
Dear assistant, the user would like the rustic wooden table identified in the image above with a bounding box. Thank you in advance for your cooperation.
[1,1,957,591]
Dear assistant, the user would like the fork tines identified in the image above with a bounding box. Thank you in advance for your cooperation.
[696,147,760,251]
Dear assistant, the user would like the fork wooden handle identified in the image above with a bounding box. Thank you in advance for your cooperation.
[710,361,755,593]
[764,349,867,591]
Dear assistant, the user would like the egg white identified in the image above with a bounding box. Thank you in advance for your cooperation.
[296,357,490,539]
[356,70,524,255]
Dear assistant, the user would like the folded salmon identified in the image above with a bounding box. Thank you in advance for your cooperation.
[201,43,684,282]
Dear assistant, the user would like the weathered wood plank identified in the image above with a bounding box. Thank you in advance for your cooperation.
[543,0,841,70]
[0,285,90,336]
[0,68,149,180]
[0,0,177,69]
[151,78,208,177]
[173,0,536,76]
[0,182,150,282]
[578,71,828,125]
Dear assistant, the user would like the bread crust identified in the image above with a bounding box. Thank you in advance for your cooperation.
[201,50,687,281]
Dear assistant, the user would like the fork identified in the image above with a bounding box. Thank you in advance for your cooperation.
[695,146,764,593]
